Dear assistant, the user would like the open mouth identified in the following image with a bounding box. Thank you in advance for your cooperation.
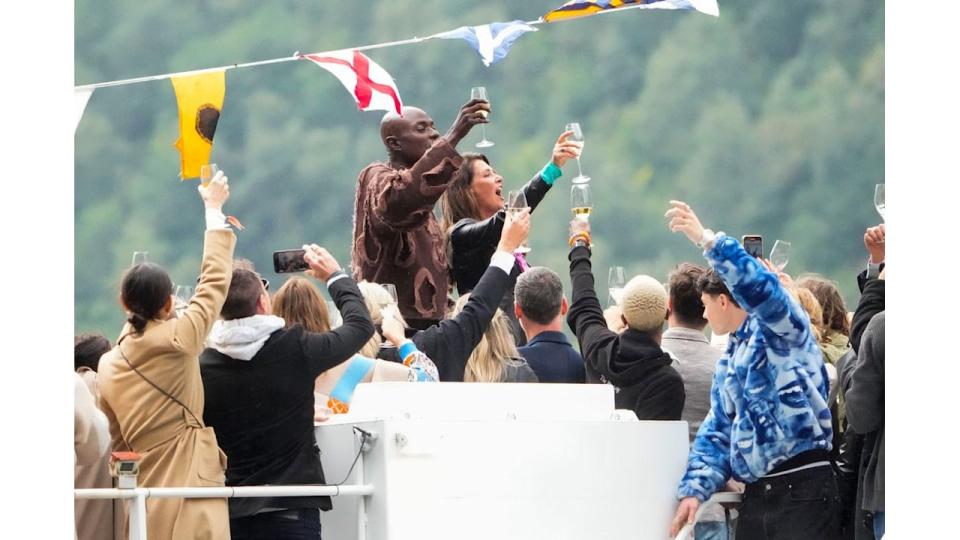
[495,186,503,201]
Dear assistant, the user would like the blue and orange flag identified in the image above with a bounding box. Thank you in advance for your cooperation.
[542,0,718,23]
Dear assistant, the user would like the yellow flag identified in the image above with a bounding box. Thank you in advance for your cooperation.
[171,71,225,179]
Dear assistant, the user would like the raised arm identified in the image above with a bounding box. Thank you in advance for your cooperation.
[665,201,812,345]
[565,219,619,372]
[173,172,236,354]
[300,245,375,377]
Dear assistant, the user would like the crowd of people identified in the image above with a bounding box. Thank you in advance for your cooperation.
[73,100,885,540]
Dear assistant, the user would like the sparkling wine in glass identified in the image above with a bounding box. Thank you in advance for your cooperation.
[470,87,494,148]
[874,183,885,221]
[571,183,593,221]
[200,163,219,187]
[131,251,149,267]
[769,240,791,271]
[608,266,626,307]
[380,283,399,320]
[565,122,591,184]
[506,190,531,254]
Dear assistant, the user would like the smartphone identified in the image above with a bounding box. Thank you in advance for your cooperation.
[273,249,309,273]
[742,235,763,259]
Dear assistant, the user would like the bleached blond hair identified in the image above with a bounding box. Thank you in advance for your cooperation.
[620,275,668,333]
[453,293,519,383]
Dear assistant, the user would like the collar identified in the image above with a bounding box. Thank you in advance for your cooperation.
[729,316,753,345]
[662,327,710,344]
[206,314,286,361]
[527,330,571,346]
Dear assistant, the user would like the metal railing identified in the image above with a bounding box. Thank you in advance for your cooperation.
[75,484,375,540]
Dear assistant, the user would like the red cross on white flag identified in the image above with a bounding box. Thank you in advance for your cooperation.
[303,50,403,115]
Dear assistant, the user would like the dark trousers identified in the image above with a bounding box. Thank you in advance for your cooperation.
[230,508,321,540]
[737,465,843,540]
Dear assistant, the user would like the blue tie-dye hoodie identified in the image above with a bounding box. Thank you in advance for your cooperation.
[676,233,832,502]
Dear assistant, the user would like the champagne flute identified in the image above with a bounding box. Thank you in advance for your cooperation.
[769,240,791,271]
[131,251,149,266]
[608,266,626,307]
[874,183,885,221]
[506,190,532,254]
[173,285,193,316]
[470,87,494,148]
[565,122,591,184]
[571,183,592,221]
[326,301,343,329]
[200,163,219,187]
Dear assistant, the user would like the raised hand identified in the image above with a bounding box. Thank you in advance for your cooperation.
[864,224,885,263]
[665,200,707,246]
[444,99,491,148]
[303,244,342,282]
[380,309,406,347]
[498,207,531,253]
[198,171,229,210]
[551,130,581,167]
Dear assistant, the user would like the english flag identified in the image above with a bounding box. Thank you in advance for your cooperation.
[303,50,403,115]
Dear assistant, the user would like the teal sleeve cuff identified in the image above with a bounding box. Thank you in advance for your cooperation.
[539,162,562,186]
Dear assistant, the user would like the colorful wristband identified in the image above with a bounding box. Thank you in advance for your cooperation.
[539,162,563,186]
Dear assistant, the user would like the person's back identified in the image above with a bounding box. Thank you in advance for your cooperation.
[514,267,586,383]
[200,254,374,537]
[661,263,721,442]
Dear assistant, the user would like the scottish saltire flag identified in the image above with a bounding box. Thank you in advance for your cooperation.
[434,20,538,67]
[543,0,718,23]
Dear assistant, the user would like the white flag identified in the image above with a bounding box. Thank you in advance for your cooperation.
[302,50,403,115]
[74,88,94,132]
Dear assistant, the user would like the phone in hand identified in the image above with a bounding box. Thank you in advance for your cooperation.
[741,235,763,259]
[273,249,309,273]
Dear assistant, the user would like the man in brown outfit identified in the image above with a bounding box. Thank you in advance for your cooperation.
[351,99,490,330]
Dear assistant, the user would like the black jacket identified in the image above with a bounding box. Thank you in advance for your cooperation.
[449,174,552,345]
[378,263,512,381]
[566,245,684,420]
[851,274,884,354]
[518,331,586,383]
[199,276,374,518]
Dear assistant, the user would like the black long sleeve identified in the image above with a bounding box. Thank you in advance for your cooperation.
[850,278,884,354]
[412,264,512,381]
[565,245,618,377]
[300,276,375,377]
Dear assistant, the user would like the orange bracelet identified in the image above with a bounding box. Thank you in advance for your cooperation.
[569,232,591,247]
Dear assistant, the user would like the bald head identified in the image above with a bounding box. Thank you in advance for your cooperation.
[380,106,439,168]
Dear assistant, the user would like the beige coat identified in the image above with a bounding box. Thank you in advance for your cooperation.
[98,230,235,540]
[75,373,114,540]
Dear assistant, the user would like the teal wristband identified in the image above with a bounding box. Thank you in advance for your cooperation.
[539,162,562,186]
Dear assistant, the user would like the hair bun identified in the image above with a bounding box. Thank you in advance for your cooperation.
[128,312,149,333]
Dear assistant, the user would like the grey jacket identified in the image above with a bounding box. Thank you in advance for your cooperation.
[661,327,721,442]
[841,311,884,513]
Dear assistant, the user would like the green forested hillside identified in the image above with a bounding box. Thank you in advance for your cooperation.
[75,0,883,334]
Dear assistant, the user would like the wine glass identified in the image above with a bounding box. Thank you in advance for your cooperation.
[874,183,885,221]
[769,240,791,271]
[470,87,494,148]
[506,190,531,254]
[571,183,592,221]
[379,283,399,320]
[326,301,343,329]
[608,266,626,307]
[200,163,219,187]
[173,285,193,316]
[565,122,591,184]
[131,251,149,266]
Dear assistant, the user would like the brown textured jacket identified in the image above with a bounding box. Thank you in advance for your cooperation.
[351,139,463,324]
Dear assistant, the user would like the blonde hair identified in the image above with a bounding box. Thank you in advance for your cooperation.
[356,281,408,358]
[790,287,824,342]
[454,294,519,382]
[272,276,331,334]
[621,275,668,333]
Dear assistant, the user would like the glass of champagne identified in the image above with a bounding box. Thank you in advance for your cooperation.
[769,240,791,271]
[326,301,343,329]
[131,251,149,266]
[608,266,626,307]
[874,183,885,221]
[200,163,219,187]
[571,183,592,222]
[470,87,494,148]
[506,190,531,254]
[565,122,591,184]
[173,285,193,316]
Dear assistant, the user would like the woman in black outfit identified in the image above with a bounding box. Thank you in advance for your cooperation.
[439,131,580,342]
